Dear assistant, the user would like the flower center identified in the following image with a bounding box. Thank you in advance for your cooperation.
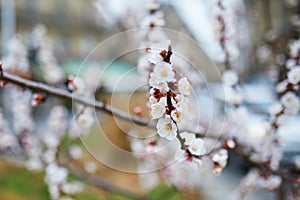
[160,70,168,77]
[175,111,181,119]
[165,123,172,131]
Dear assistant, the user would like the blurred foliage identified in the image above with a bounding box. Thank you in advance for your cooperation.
[149,185,181,200]
[0,162,188,200]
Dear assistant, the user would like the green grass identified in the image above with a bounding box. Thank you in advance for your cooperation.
[0,164,49,200]
[0,163,186,200]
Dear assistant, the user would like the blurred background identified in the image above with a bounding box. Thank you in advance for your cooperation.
[0,0,300,200]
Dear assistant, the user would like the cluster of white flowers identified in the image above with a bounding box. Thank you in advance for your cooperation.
[31,24,64,84]
[222,68,242,105]
[10,27,97,197]
[215,0,243,106]
[280,92,300,115]
[140,3,165,28]
[6,86,41,171]
[289,39,300,59]
[1,35,46,170]
[45,163,83,200]
[273,39,300,123]
[39,89,91,199]
[180,132,206,156]
[68,74,95,139]
[148,47,192,142]
[136,0,170,81]
[2,36,29,74]
[130,137,162,190]
[43,105,68,148]
[214,0,240,62]
[130,135,211,190]
[7,86,35,135]
[0,108,17,150]
[2,1,300,199]
[234,169,282,199]
[212,149,228,175]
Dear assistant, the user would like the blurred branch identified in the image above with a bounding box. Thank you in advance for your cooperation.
[278,179,287,200]
[0,71,154,127]
[0,71,212,137]
[233,147,299,185]
[64,164,149,200]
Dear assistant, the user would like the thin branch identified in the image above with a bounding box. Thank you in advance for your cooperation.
[64,164,149,200]
[0,72,154,127]
[0,71,212,138]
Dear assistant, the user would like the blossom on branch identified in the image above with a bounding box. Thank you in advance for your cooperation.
[156,116,177,140]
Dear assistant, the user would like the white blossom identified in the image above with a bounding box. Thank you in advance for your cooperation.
[153,62,175,82]
[262,175,282,190]
[178,77,191,95]
[149,75,169,92]
[150,97,166,119]
[287,66,300,84]
[276,81,287,93]
[25,158,43,171]
[212,149,228,168]
[285,107,299,115]
[223,70,239,86]
[84,161,98,174]
[148,41,171,64]
[0,109,16,149]
[276,114,288,126]
[139,172,160,190]
[48,185,60,199]
[61,182,84,195]
[69,145,83,160]
[76,108,94,129]
[148,49,164,64]
[293,155,300,169]
[170,108,183,122]
[226,139,236,149]
[3,36,29,73]
[140,11,165,28]
[48,105,68,137]
[286,59,297,69]
[73,76,86,95]
[269,102,283,116]
[43,149,56,163]
[188,138,206,156]
[280,92,300,112]
[180,132,196,146]
[0,133,16,150]
[31,24,64,84]
[174,94,192,120]
[45,163,68,185]
[156,116,177,140]
[149,95,158,103]
[289,39,300,58]
[224,86,243,105]
[213,167,223,176]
